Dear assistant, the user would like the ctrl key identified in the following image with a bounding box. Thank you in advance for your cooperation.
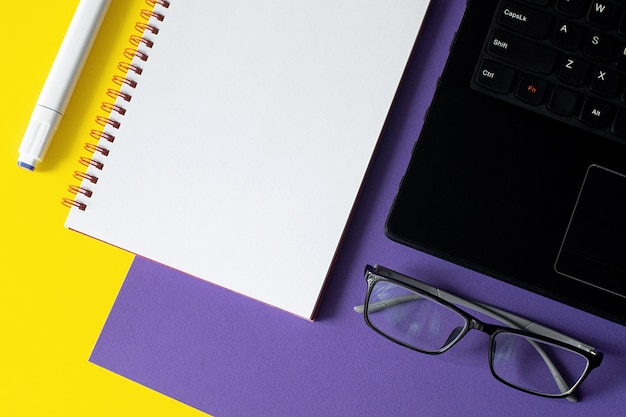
[474,60,516,93]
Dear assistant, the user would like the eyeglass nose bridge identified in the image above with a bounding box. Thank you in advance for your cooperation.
[441,317,497,351]
[466,317,500,337]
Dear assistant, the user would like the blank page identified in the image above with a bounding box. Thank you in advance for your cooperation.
[65,0,430,319]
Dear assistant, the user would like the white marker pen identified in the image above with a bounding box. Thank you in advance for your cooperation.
[18,0,112,171]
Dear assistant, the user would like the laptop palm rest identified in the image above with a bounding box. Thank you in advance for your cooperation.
[555,165,626,298]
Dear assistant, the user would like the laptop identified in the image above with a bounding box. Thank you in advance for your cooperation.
[386,0,626,325]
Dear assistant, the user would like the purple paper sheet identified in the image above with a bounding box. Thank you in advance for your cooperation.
[91,1,626,415]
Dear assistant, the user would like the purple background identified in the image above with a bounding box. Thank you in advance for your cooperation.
[91,1,626,415]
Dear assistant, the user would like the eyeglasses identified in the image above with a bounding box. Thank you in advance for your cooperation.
[354,265,603,402]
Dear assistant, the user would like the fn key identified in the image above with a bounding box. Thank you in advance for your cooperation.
[474,60,516,93]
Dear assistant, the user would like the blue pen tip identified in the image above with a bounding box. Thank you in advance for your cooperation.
[18,161,35,171]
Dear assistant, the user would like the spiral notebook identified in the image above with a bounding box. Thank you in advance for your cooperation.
[63,0,431,319]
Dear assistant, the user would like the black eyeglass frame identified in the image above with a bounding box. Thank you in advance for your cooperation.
[358,264,604,401]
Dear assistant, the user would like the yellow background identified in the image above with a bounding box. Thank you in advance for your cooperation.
[1,1,206,415]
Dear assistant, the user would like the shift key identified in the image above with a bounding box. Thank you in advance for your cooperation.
[487,30,557,74]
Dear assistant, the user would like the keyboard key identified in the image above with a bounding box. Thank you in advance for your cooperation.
[584,33,615,61]
[516,74,549,104]
[589,68,622,97]
[475,60,516,93]
[487,30,558,73]
[497,0,553,38]
[558,56,590,85]
[553,21,585,50]
[615,43,626,70]
[619,12,626,36]
[548,87,581,116]
[523,0,550,6]
[587,1,618,29]
[580,97,613,127]
[611,109,626,138]
[555,0,586,18]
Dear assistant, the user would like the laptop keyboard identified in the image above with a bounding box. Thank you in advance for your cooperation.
[471,0,626,145]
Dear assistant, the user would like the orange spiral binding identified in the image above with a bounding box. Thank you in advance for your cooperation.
[73,170,99,184]
[129,35,154,49]
[145,0,171,7]
[135,21,159,35]
[140,9,165,22]
[62,198,87,211]
[95,115,121,129]
[100,102,127,116]
[84,142,110,156]
[112,74,138,89]
[63,0,170,211]
[68,185,94,198]
[107,88,132,102]
[124,48,149,62]
[118,61,143,76]
[79,156,105,171]
[90,129,116,143]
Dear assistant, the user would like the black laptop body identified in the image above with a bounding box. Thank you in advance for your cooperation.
[386,0,626,325]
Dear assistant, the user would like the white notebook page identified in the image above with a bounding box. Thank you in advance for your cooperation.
[65,0,430,319]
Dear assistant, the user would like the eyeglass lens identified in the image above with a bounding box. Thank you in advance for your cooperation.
[366,279,590,396]
[491,332,589,395]
[366,280,468,353]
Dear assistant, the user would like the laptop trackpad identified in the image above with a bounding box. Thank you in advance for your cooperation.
[555,165,626,298]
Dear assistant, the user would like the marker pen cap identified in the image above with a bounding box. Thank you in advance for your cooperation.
[18,106,62,171]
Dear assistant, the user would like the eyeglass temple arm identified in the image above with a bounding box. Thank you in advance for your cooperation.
[354,293,578,401]
[437,291,594,352]
[434,291,581,402]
